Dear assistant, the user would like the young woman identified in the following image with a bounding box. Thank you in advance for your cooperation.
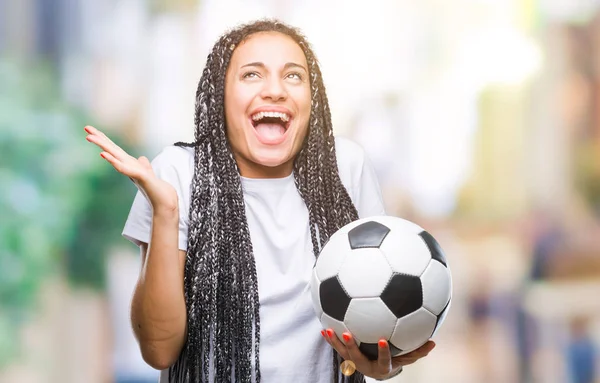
[85,19,434,383]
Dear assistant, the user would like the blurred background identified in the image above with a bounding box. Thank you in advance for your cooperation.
[1,0,600,382]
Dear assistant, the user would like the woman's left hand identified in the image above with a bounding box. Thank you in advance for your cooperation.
[321,329,436,380]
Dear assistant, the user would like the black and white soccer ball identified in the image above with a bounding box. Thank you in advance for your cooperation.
[310,216,452,360]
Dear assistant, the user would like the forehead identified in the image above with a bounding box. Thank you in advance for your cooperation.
[229,32,307,68]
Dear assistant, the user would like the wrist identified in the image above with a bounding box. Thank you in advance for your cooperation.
[152,205,179,220]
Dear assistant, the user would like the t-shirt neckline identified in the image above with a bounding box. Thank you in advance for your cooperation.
[240,173,295,192]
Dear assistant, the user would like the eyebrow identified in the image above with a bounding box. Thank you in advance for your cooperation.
[240,62,308,72]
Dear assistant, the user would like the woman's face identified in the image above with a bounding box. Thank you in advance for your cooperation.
[224,31,312,178]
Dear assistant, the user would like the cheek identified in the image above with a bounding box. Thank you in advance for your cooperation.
[224,99,247,151]
[225,91,249,132]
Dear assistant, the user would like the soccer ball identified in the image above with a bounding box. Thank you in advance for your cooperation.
[310,216,452,360]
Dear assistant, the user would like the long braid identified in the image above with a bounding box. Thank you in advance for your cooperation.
[172,19,365,383]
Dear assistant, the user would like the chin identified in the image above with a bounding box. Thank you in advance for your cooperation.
[250,148,294,167]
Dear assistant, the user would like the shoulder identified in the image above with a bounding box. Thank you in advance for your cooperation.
[149,145,195,194]
[151,145,195,173]
[334,136,386,217]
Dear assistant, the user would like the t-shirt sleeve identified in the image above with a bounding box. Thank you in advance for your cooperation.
[121,147,191,251]
[354,149,387,219]
[336,136,387,218]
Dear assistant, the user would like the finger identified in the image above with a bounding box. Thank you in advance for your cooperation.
[341,332,370,366]
[404,341,436,358]
[391,341,435,369]
[100,151,129,175]
[323,329,350,360]
[100,151,138,178]
[87,134,117,157]
[85,125,108,140]
[376,339,393,374]
[85,125,130,158]
[138,156,152,171]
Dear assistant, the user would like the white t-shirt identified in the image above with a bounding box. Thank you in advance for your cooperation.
[122,136,386,383]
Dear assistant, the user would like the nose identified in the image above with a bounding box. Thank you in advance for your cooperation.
[260,76,287,102]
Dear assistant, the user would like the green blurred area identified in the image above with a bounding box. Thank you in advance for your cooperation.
[0,58,137,367]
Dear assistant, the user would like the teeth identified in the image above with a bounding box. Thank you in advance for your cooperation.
[251,111,290,122]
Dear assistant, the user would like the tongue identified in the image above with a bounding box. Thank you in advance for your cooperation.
[255,123,285,141]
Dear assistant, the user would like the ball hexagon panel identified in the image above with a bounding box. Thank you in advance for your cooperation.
[319,277,351,322]
[333,217,374,237]
[347,221,390,249]
[378,230,431,277]
[371,216,424,235]
[431,299,451,338]
[421,260,452,316]
[320,312,354,345]
[337,248,392,298]
[418,231,447,267]
[379,274,423,319]
[310,269,323,319]
[315,232,352,281]
[389,307,437,354]
[344,298,397,344]
[359,341,403,361]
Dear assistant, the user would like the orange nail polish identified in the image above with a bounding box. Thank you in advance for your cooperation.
[342,333,351,342]
[326,329,334,338]
[379,339,388,348]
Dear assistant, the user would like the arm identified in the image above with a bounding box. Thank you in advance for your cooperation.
[83,125,189,370]
[131,208,188,370]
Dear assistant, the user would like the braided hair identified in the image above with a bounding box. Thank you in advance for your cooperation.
[171,19,364,383]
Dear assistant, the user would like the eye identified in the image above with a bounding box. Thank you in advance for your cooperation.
[242,71,260,79]
[286,72,303,81]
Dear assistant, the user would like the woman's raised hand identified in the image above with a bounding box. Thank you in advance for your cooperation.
[84,125,179,214]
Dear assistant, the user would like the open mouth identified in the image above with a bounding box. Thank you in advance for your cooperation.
[250,111,292,144]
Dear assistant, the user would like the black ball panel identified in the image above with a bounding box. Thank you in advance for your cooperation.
[380,274,423,318]
[319,277,351,322]
[348,221,390,249]
[431,299,451,337]
[418,231,447,267]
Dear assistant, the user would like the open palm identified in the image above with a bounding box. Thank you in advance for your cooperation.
[84,125,178,212]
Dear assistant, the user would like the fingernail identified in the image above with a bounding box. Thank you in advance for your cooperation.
[326,329,334,338]
[378,339,388,348]
[342,333,351,343]
[320,330,326,338]
[100,153,106,159]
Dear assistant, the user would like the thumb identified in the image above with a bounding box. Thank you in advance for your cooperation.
[138,156,151,170]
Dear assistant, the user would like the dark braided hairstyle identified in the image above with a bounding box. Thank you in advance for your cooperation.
[171,19,364,383]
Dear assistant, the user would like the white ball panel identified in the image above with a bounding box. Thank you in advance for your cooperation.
[421,260,452,315]
[344,298,397,344]
[310,269,323,320]
[337,248,392,298]
[389,307,437,354]
[315,232,351,281]
[320,312,357,345]
[378,231,431,277]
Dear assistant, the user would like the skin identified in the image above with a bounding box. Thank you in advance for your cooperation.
[322,330,436,379]
[224,32,311,178]
[84,31,433,378]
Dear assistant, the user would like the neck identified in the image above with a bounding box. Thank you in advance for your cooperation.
[235,158,294,179]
